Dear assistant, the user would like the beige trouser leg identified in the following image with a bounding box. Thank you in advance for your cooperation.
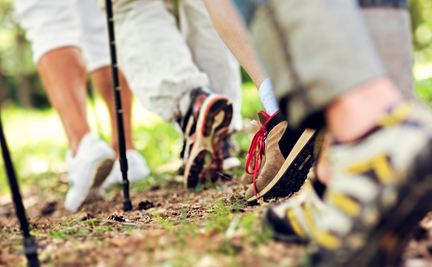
[361,8,414,98]
[114,0,209,123]
[248,0,386,127]
[179,0,243,132]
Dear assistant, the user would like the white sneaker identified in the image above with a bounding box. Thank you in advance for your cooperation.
[64,133,115,212]
[100,149,150,194]
[223,157,241,170]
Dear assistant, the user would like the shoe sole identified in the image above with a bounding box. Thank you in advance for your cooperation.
[205,110,234,184]
[325,140,432,267]
[79,158,114,207]
[262,207,310,244]
[247,128,317,204]
[184,95,232,188]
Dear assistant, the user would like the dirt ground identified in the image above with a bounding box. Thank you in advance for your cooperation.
[1,172,432,267]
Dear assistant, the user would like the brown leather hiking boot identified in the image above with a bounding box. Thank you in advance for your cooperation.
[241,173,254,190]
[241,111,270,190]
[240,153,265,190]
[244,111,317,204]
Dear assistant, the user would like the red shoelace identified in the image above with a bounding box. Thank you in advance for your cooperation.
[245,120,267,200]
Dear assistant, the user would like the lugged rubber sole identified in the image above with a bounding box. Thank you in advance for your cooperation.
[262,207,310,244]
[352,140,432,267]
[313,140,432,267]
[80,158,114,205]
[247,128,317,204]
[184,95,233,188]
[206,103,233,184]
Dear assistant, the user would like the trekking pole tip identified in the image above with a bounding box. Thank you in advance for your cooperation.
[19,236,41,267]
[123,200,132,211]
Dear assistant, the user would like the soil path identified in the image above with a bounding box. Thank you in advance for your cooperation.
[1,177,432,266]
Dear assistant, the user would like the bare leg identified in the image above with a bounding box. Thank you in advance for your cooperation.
[38,46,90,155]
[316,6,413,184]
[309,78,403,185]
[91,67,134,156]
[203,0,267,89]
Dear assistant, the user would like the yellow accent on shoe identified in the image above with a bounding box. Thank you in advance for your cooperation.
[315,231,341,251]
[347,154,393,184]
[303,204,316,231]
[287,209,307,237]
[379,102,412,127]
[331,193,361,217]
[373,155,393,183]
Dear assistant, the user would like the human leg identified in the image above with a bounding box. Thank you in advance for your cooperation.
[232,0,381,204]
[203,0,280,116]
[203,0,266,89]
[314,2,415,182]
[113,0,232,186]
[74,0,134,154]
[177,0,242,172]
[199,0,317,199]
[92,67,150,191]
[90,67,134,154]
[14,0,91,154]
[75,0,150,189]
[38,47,91,154]
[316,1,414,183]
[264,0,417,249]
[114,0,209,122]
[14,0,115,212]
[234,0,432,265]
[180,0,243,134]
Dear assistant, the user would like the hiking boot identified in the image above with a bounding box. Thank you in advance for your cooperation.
[244,111,317,204]
[100,149,150,194]
[297,102,432,267]
[180,88,233,188]
[240,151,266,190]
[263,177,328,242]
[262,128,330,242]
[241,173,254,190]
[178,136,240,177]
[65,133,115,212]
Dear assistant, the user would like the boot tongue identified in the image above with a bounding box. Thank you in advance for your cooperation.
[257,111,270,127]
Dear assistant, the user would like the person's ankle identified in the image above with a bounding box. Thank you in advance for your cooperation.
[110,143,134,158]
[325,77,402,143]
[70,131,91,157]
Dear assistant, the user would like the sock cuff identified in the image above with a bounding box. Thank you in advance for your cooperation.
[259,78,279,115]
[258,78,274,98]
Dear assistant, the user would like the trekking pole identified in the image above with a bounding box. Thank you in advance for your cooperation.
[104,0,132,211]
[0,115,40,267]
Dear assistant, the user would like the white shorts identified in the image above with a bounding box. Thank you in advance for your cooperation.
[14,0,110,72]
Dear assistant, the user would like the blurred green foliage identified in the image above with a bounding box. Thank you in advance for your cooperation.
[410,0,432,64]
[0,0,47,108]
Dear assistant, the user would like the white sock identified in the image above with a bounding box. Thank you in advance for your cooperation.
[259,78,279,115]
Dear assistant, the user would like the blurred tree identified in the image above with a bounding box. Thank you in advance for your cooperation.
[0,0,46,108]
[410,0,432,63]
